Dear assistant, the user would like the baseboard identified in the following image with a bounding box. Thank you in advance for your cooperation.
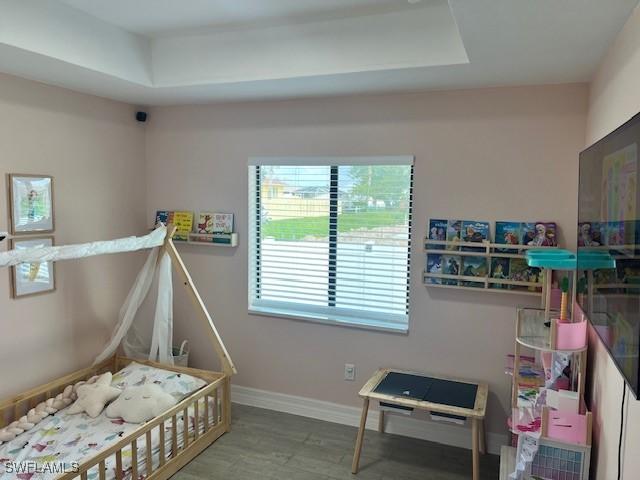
[231,384,507,455]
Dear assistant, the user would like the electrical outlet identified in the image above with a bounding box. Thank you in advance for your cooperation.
[344,363,356,381]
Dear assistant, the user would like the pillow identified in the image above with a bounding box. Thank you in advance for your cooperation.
[111,362,206,401]
[67,372,121,418]
[105,384,177,423]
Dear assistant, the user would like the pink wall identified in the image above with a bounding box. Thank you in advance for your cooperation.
[0,73,147,398]
[585,5,640,479]
[145,84,588,440]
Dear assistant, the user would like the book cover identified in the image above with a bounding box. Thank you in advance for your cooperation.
[172,211,193,241]
[426,254,442,284]
[520,223,536,246]
[495,221,521,253]
[461,256,487,287]
[155,210,169,226]
[509,258,542,290]
[577,222,602,247]
[441,255,461,285]
[490,257,510,289]
[522,222,557,247]
[213,213,234,234]
[604,221,625,246]
[445,220,462,251]
[197,212,215,234]
[461,220,490,252]
[428,219,448,249]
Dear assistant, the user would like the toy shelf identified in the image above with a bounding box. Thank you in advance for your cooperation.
[174,232,238,248]
[502,250,592,480]
[423,238,558,297]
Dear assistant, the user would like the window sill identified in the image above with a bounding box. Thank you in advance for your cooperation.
[248,306,409,334]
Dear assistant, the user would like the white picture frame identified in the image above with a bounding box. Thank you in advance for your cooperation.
[10,236,56,298]
[8,174,55,234]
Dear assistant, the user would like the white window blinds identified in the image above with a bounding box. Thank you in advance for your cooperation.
[248,157,413,332]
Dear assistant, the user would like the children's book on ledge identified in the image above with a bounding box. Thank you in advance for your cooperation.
[155,210,193,241]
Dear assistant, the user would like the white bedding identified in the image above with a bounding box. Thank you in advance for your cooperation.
[0,363,214,480]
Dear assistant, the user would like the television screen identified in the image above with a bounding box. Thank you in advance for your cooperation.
[578,113,640,398]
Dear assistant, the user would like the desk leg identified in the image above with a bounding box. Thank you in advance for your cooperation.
[479,419,486,455]
[472,418,480,480]
[352,398,370,474]
[378,409,385,433]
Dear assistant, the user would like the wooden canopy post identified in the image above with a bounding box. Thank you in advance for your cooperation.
[162,226,237,376]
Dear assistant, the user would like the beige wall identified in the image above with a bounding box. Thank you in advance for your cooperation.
[145,84,588,438]
[0,73,147,398]
[585,5,640,480]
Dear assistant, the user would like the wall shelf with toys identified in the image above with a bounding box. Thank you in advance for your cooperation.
[154,210,238,248]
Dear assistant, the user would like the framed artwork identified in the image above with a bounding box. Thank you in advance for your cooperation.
[8,174,55,234]
[10,236,56,298]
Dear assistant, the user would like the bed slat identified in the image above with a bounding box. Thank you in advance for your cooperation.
[171,415,178,456]
[203,395,209,432]
[131,440,138,480]
[115,450,123,480]
[214,390,219,425]
[146,430,153,475]
[159,422,166,466]
[99,460,106,480]
[183,408,189,448]
[194,400,200,439]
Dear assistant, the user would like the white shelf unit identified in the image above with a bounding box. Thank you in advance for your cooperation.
[174,232,238,248]
[424,239,558,298]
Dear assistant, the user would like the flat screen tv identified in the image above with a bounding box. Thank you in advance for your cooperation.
[578,112,640,398]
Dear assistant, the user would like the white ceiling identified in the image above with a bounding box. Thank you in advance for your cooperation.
[0,0,638,106]
[57,0,404,36]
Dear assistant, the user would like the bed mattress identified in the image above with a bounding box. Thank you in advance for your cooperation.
[0,362,213,480]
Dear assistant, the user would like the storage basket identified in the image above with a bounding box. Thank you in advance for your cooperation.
[172,340,189,367]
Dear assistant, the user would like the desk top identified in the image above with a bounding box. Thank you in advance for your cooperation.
[359,368,488,419]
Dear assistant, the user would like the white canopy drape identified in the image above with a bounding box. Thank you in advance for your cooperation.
[0,226,177,365]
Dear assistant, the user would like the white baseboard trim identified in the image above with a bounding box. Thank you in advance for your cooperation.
[232,384,507,455]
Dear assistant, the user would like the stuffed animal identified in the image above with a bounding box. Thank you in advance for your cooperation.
[0,374,106,443]
[105,384,176,423]
[68,372,121,418]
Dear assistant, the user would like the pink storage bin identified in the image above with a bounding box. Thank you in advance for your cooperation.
[554,319,587,350]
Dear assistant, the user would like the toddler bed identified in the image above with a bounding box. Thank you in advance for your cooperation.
[0,355,231,480]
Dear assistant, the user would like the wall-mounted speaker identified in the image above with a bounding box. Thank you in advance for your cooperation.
[136,111,148,123]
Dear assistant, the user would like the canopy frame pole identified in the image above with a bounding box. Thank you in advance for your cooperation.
[162,225,237,375]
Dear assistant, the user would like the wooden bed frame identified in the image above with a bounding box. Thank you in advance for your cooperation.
[0,225,237,479]
[0,354,231,480]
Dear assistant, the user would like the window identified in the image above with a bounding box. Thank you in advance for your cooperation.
[248,157,413,332]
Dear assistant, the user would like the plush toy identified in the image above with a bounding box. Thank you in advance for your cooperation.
[0,374,106,443]
[105,384,177,423]
[68,372,121,418]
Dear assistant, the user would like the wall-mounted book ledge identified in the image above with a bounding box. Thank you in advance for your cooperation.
[424,238,558,298]
[174,232,238,248]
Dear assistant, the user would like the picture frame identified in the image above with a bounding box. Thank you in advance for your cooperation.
[8,174,55,234]
[10,236,56,298]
